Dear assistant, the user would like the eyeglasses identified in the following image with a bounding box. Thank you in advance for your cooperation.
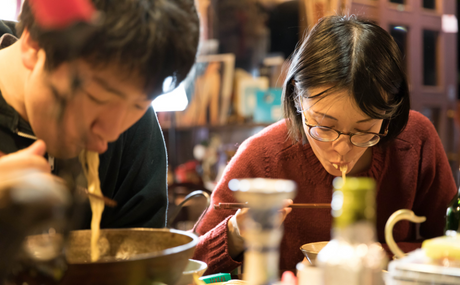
[302,110,389,148]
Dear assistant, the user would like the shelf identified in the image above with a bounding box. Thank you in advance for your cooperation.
[162,122,271,132]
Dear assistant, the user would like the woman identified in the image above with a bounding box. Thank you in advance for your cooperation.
[192,15,456,274]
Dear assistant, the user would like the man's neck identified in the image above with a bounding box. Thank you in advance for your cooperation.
[0,39,29,122]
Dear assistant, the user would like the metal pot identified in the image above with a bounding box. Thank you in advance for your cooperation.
[24,228,198,285]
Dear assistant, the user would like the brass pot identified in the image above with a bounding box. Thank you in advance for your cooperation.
[25,228,198,285]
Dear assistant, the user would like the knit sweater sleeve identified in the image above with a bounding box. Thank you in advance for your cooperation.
[412,113,456,239]
[382,112,457,256]
[192,133,268,274]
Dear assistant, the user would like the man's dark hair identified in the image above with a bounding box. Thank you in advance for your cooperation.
[283,15,410,144]
[17,0,200,99]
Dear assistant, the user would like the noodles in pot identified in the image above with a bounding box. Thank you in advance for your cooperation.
[79,150,105,262]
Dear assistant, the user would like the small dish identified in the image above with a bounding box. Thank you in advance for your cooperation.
[176,259,208,285]
[300,241,329,265]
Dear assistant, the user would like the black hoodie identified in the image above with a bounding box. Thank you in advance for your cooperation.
[0,21,168,229]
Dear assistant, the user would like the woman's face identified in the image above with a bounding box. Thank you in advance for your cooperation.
[300,87,384,177]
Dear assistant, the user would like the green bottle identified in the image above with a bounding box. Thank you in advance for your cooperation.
[445,187,460,233]
[317,177,387,285]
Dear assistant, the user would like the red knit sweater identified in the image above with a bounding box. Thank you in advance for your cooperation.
[192,110,457,274]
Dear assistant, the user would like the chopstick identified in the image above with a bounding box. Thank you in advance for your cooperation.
[213,202,330,210]
[77,186,118,208]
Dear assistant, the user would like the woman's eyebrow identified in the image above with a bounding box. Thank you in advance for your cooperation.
[312,111,337,121]
[357,118,375,123]
[313,110,376,123]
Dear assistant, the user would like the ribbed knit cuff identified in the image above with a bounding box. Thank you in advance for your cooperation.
[196,215,243,275]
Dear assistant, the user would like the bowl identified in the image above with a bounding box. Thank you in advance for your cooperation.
[24,228,198,285]
[300,241,329,265]
[176,259,208,285]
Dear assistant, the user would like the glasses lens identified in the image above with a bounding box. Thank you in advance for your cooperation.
[351,134,380,147]
[310,127,338,141]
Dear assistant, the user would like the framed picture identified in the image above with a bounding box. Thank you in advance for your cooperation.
[176,53,235,127]
[234,73,269,119]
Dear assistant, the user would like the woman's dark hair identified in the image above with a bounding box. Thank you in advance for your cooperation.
[283,15,410,144]
[17,0,200,99]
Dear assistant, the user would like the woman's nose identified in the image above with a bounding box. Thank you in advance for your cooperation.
[332,135,353,156]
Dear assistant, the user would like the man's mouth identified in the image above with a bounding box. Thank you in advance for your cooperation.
[86,139,108,154]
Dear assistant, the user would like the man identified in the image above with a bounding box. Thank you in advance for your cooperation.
[0,0,199,229]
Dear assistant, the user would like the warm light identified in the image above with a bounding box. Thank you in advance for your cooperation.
[151,84,188,112]
[0,0,19,21]
[152,77,189,112]
[442,14,458,33]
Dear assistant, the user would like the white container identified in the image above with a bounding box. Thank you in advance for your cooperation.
[387,250,460,285]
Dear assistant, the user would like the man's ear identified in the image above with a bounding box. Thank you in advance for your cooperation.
[20,28,41,70]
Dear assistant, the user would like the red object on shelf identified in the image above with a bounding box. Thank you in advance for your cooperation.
[174,160,202,185]
[29,0,95,29]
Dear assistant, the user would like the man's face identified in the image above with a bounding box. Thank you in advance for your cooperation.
[23,51,152,159]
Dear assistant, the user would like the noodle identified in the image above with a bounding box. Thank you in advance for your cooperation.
[339,165,348,184]
[79,150,105,262]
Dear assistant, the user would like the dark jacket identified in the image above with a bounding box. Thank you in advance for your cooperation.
[0,21,168,229]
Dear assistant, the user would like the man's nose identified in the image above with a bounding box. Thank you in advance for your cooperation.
[91,105,127,142]
[332,135,353,156]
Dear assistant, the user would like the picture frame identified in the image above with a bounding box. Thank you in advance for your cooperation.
[175,53,235,127]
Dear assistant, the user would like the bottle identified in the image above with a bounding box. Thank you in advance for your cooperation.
[445,187,460,234]
[0,170,72,284]
[317,177,387,285]
[230,178,297,285]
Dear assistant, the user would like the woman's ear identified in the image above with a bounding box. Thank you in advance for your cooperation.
[20,28,41,70]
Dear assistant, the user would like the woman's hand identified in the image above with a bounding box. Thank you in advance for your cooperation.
[227,199,294,258]
[227,199,293,258]
[235,199,294,237]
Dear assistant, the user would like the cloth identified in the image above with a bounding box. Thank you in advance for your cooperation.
[0,24,168,229]
[192,110,457,274]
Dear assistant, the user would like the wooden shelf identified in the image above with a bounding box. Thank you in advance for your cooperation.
[162,122,271,132]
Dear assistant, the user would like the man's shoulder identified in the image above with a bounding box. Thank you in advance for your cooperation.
[0,21,13,37]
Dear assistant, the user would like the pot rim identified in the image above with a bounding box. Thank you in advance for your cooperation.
[66,228,198,264]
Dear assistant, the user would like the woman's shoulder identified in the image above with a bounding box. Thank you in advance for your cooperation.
[394,110,438,147]
[240,119,296,153]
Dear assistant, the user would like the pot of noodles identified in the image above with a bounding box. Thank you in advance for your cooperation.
[23,228,198,285]
[16,150,198,285]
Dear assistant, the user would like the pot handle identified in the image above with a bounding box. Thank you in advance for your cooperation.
[384,209,426,259]
[167,190,211,230]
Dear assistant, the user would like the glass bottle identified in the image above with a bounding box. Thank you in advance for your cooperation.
[317,177,387,285]
[445,187,460,234]
[230,178,297,285]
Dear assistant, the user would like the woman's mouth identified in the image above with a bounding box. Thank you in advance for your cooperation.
[331,162,349,170]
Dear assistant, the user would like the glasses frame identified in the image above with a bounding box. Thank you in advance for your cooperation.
[301,109,390,148]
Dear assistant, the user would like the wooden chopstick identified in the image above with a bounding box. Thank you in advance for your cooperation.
[213,202,330,210]
[77,186,118,208]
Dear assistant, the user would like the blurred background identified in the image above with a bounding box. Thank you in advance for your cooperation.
[1,0,458,229]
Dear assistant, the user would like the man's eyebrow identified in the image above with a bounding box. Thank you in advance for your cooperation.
[93,76,126,99]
